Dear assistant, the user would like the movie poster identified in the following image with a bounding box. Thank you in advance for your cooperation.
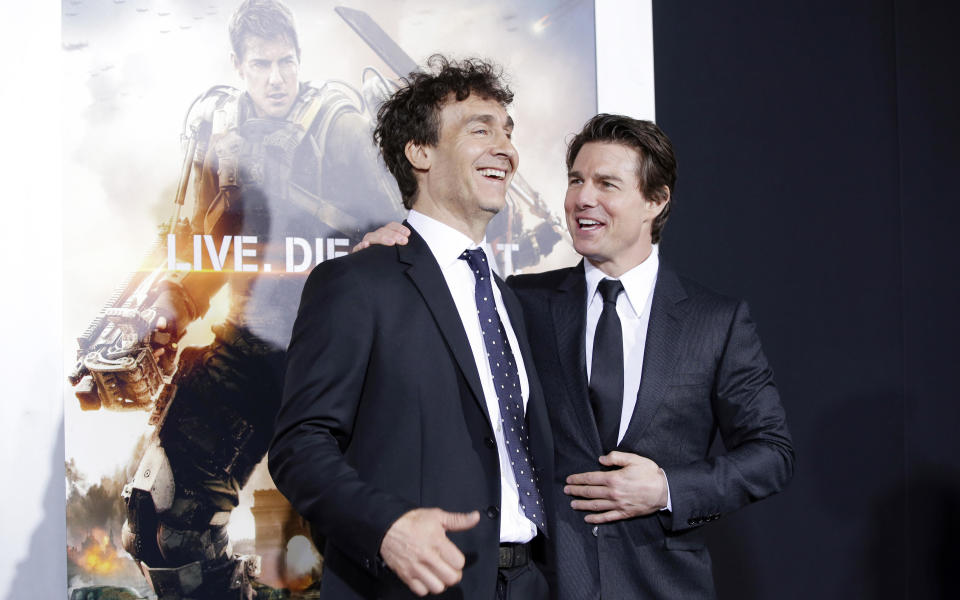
[62,1,596,597]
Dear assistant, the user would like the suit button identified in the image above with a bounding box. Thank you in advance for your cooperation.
[591,525,599,537]
[486,506,499,519]
[484,437,496,449]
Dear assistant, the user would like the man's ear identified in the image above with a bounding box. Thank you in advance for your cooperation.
[405,141,431,171]
[646,185,671,217]
[231,52,243,78]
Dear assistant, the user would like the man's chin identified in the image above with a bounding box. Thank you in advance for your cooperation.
[571,239,599,259]
[480,196,507,215]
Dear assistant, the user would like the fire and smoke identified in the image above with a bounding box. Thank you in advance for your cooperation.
[69,528,123,575]
[65,433,148,548]
[284,535,322,592]
[65,438,149,590]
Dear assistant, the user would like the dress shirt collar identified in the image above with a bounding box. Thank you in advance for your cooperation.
[584,244,660,317]
[407,209,496,273]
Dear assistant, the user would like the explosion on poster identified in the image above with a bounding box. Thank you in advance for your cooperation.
[63,1,595,597]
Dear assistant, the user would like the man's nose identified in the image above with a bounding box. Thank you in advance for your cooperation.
[492,131,518,166]
[268,63,283,85]
[573,184,598,208]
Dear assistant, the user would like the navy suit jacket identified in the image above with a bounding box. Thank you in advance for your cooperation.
[270,227,554,599]
[508,262,794,600]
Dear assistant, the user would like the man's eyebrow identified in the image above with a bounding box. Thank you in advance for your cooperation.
[465,114,514,130]
[595,173,624,182]
[566,170,624,183]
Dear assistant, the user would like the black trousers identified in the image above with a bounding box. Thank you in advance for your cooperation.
[495,560,550,600]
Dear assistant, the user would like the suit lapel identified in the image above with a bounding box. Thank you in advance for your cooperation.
[620,264,690,448]
[398,226,490,427]
[551,263,604,453]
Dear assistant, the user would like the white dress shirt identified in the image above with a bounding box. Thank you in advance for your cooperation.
[584,245,672,510]
[407,210,537,542]
[584,245,659,443]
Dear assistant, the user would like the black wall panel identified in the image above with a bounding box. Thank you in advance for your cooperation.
[650,0,957,597]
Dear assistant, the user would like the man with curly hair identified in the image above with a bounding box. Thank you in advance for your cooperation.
[270,55,553,599]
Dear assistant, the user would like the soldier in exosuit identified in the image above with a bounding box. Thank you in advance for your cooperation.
[114,1,403,598]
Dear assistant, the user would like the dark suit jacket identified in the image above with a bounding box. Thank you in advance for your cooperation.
[508,262,794,600]
[269,227,554,599]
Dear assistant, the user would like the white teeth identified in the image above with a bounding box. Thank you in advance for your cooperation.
[578,219,601,226]
[479,168,506,180]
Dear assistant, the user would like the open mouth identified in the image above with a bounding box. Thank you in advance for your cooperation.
[576,218,604,231]
[478,168,507,181]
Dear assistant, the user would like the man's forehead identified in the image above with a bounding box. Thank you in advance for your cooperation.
[442,95,512,127]
[573,142,639,168]
[239,34,297,59]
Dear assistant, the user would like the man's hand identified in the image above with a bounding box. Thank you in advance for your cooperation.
[564,451,668,523]
[352,222,411,252]
[380,508,480,597]
[151,315,176,357]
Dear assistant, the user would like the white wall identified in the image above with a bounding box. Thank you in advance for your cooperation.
[0,2,66,598]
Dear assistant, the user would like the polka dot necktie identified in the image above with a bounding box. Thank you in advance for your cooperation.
[460,248,547,533]
[590,278,625,454]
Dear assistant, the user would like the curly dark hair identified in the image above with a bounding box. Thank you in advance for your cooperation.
[229,0,300,60]
[567,114,677,244]
[374,54,514,209]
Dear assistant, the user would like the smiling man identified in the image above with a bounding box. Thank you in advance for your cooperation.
[270,56,553,599]
[508,114,795,599]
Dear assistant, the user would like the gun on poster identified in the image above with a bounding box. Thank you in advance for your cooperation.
[67,86,218,418]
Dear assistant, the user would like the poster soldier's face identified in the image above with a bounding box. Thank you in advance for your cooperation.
[63,0,597,596]
[233,35,300,119]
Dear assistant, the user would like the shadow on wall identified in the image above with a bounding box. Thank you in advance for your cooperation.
[6,417,67,600]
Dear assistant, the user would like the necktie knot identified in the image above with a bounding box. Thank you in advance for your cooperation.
[459,248,489,280]
[597,278,624,305]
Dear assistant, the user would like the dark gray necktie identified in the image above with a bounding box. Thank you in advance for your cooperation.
[460,248,547,533]
[590,278,624,453]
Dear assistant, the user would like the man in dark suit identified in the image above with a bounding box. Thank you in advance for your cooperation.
[361,114,794,598]
[268,56,553,600]
[507,114,795,599]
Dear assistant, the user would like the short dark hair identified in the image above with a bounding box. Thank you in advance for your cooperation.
[229,0,300,60]
[374,54,514,209]
[567,114,677,244]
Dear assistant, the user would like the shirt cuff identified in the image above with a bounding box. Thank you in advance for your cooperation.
[659,468,672,512]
